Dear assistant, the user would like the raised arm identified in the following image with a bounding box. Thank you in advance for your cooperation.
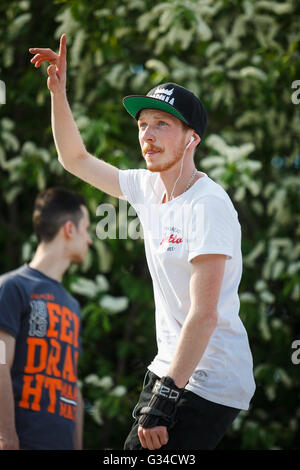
[29,34,122,199]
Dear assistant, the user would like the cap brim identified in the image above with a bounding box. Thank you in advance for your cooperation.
[122,95,188,124]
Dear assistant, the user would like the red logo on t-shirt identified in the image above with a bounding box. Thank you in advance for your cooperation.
[160,233,183,246]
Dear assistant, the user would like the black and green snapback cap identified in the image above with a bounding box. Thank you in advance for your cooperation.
[122,82,207,138]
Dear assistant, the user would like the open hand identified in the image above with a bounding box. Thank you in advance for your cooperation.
[29,34,67,94]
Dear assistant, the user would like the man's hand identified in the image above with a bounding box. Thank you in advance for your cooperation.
[0,433,19,450]
[137,376,184,450]
[29,34,67,94]
[0,331,19,450]
[138,425,168,450]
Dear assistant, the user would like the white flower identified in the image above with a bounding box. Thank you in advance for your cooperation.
[240,292,256,303]
[109,385,127,397]
[260,291,275,304]
[240,66,267,81]
[70,278,98,298]
[97,376,114,390]
[84,374,101,386]
[100,295,129,313]
[95,274,109,292]
[84,374,113,390]
[90,399,103,425]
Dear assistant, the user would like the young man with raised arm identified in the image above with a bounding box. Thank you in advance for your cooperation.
[29,35,255,450]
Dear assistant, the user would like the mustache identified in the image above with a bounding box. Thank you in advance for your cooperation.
[142,144,164,155]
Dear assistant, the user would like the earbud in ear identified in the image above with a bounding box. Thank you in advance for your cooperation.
[186,136,195,149]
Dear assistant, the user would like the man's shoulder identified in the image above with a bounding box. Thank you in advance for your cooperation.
[119,167,161,204]
[0,264,55,294]
[192,176,238,218]
[121,167,153,180]
[0,265,28,289]
[199,175,229,198]
[195,175,234,202]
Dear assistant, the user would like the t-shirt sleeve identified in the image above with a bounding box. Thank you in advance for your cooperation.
[119,169,147,207]
[187,196,236,262]
[0,278,25,338]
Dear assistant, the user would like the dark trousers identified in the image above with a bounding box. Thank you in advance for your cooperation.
[124,370,240,450]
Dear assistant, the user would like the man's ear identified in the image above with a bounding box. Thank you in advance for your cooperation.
[187,131,201,149]
[62,220,74,240]
[193,133,201,147]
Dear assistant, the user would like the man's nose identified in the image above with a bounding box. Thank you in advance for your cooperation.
[142,125,156,142]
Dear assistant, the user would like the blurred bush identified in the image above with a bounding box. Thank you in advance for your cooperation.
[0,0,300,449]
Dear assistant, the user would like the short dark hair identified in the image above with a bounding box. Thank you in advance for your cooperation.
[33,187,86,243]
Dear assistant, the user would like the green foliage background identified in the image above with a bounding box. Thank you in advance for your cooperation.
[1,0,300,450]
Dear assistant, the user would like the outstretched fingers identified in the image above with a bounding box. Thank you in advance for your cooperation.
[29,34,67,69]
[29,49,58,68]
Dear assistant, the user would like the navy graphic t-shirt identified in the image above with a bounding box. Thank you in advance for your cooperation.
[0,264,82,450]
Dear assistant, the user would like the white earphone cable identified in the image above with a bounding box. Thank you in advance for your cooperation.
[170,146,187,200]
[169,136,194,200]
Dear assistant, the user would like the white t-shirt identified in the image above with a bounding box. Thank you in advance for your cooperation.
[119,169,255,410]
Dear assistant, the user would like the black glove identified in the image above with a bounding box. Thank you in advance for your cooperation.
[138,376,185,429]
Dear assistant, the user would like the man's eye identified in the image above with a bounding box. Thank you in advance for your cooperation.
[158,121,167,126]
[139,122,147,129]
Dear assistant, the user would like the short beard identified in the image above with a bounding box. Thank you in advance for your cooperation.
[145,137,187,173]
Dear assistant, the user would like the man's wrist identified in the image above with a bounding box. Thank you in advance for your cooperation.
[51,88,67,100]
[138,376,185,429]
[152,376,184,402]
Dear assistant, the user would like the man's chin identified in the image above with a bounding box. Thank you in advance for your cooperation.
[146,160,179,173]
[144,149,184,173]
[71,254,85,264]
[146,164,160,173]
